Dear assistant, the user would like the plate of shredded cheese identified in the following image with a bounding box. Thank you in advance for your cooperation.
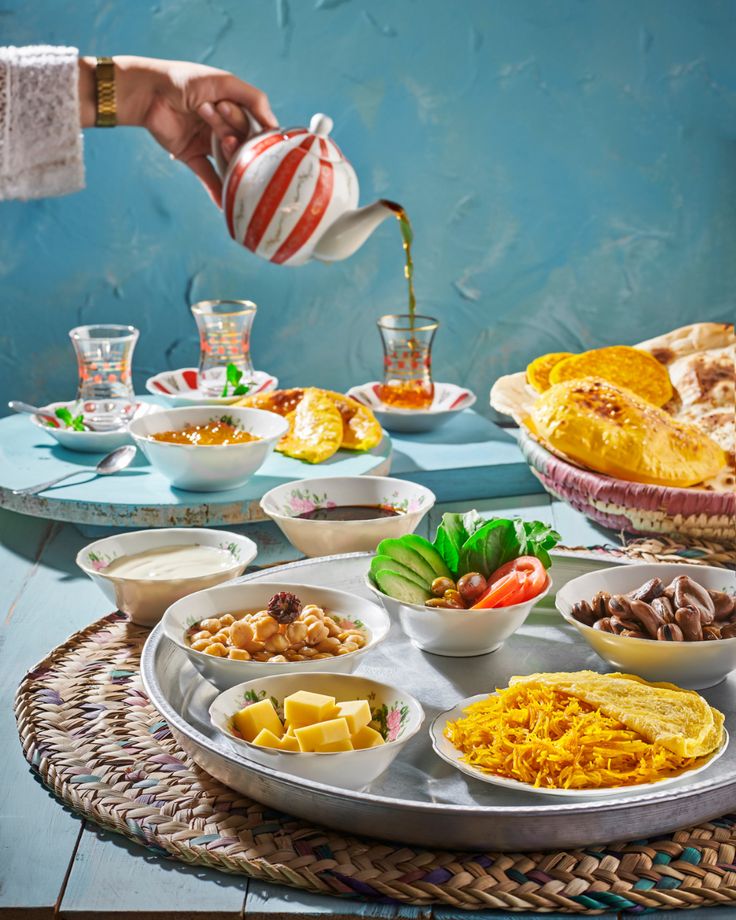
[431,671,728,797]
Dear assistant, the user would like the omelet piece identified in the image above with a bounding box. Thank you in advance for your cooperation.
[276,388,343,463]
[324,391,382,451]
[548,345,673,407]
[528,377,725,487]
[236,388,382,453]
[526,352,574,393]
[510,671,724,759]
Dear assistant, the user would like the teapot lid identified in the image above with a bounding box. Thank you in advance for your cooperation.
[297,113,345,164]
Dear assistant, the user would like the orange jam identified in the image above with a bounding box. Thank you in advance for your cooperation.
[151,420,260,445]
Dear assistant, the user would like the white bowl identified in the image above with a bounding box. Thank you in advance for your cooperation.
[163,581,391,690]
[76,527,257,627]
[260,476,435,557]
[209,671,424,790]
[556,563,736,690]
[366,573,551,657]
[31,400,160,453]
[431,693,729,796]
[128,405,289,492]
[145,367,278,406]
[346,382,476,433]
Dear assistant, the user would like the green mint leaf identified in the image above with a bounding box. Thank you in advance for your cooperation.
[220,381,229,397]
[55,407,74,427]
[233,383,249,396]
[71,414,86,431]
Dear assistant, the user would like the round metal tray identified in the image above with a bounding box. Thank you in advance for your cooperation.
[140,552,736,851]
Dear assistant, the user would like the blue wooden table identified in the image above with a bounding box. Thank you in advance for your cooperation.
[0,434,732,919]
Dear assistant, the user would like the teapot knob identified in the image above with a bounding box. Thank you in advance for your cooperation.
[309,113,334,138]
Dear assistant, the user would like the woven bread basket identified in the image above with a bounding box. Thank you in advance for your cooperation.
[518,429,736,542]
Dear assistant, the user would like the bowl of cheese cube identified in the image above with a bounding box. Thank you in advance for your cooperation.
[163,583,390,690]
[209,672,424,789]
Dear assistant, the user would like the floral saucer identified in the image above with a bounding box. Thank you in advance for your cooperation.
[31,400,159,453]
[145,368,278,407]
[346,382,476,433]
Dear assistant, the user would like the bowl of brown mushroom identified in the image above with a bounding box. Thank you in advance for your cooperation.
[556,563,736,689]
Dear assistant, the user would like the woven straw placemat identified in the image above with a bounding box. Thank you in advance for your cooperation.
[14,611,736,914]
[560,535,736,570]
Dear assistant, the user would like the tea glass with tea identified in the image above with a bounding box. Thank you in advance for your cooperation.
[191,299,257,397]
[376,313,438,410]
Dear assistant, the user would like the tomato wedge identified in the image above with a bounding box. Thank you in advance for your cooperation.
[471,556,548,609]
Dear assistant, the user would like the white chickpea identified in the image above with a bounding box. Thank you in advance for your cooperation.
[191,639,211,652]
[253,651,270,662]
[286,620,308,645]
[244,638,265,655]
[253,616,279,641]
[302,604,323,618]
[270,654,288,663]
[200,618,221,633]
[285,651,304,661]
[213,630,232,646]
[341,641,359,654]
[219,613,235,627]
[228,648,251,661]
[204,642,227,657]
[300,646,318,658]
[230,620,255,649]
[326,619,342,637]
[313,652,332,659]
[265,633,290,654]
[306,621,329,645]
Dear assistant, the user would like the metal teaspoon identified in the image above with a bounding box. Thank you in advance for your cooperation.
[12,445,137,496]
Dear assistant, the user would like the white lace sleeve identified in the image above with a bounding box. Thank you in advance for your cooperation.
[0,45,85,200]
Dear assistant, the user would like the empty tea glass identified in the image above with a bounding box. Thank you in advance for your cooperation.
[191,300,257,396]
[69,324,139,402]
[376,314,438,409]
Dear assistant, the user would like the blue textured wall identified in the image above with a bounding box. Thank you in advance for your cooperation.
[2,0,735,413]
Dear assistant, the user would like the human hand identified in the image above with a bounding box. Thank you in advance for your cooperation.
[79,56,278,206]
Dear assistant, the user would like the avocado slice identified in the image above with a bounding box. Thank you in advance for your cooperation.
[376,538,438,586]
[373,569,431,605]
[369,554,430,590]
[399,534,453,579]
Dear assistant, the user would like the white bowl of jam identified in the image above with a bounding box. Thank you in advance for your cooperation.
[128,406,288,492]
[260,475,435,557]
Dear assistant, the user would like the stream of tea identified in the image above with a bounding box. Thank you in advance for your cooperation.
[376,202,435,409]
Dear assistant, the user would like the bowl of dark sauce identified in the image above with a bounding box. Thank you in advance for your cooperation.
[261,476,435,557]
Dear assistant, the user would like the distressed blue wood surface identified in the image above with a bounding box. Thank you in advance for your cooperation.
[0,410,541,530]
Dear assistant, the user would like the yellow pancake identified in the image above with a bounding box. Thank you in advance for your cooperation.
[324,390,382,451]
[236,388,382,454]
[528,377,725,487]
[549,345,673,406]
[276,388,343,464]
[526,351,574,393]
[510,671,724,759]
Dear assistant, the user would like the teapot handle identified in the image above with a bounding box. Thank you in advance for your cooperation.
[211,109,265,177]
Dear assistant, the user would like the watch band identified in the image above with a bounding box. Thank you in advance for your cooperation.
[95,56,116,127]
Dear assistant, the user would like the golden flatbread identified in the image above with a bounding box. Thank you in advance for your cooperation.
[527,377,726,487]
[549,345,673,407]
[526,352,574,393]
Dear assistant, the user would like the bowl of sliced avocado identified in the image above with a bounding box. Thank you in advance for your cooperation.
[365,512,557,657]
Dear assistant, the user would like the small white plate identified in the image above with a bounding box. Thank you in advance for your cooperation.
[145,367,278,406]
[31,400,159,453]
[347,382,476,433]
[430,693,728,797]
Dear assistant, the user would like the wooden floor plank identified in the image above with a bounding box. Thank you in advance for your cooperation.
[0,511,86,919]
[244,882,430,919]
[59,824,246,920]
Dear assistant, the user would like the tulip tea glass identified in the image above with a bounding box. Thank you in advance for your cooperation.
[376,314,438,410]
[69,324,139,403]
[191,300,257,397]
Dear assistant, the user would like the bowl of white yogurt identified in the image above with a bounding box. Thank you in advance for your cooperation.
[76,527,257,626]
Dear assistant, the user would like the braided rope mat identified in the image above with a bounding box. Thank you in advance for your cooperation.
[559,536,736,570]
[14,613,736,914]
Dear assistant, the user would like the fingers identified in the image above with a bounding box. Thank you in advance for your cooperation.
[215,100,251,136]
[182,153,223,208]
[197,101,234,144]
[220,75,278,129]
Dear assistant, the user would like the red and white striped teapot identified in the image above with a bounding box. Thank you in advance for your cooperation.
[213,113,396,266]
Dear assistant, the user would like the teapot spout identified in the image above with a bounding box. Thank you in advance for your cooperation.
[313,199,401,263]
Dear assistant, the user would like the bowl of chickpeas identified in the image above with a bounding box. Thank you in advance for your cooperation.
[162,582,391,690]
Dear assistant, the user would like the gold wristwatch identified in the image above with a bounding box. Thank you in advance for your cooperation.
[95,56,116,127]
